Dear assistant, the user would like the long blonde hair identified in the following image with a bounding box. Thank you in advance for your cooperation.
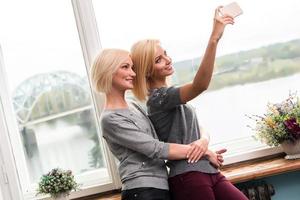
[90,48,130,93]
[131,39,160,101]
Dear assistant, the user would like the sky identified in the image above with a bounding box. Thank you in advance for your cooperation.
[93,0,300,60]
[0,0,300,91]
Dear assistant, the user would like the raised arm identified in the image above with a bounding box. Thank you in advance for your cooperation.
[179,8,234,103]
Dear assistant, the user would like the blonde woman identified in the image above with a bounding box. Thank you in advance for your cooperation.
[90,48,208,200]
[131,8,248,200]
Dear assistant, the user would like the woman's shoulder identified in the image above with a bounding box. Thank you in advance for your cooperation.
[149,86,169,95]
[147,86,181,108]
[148,86,178,99]
[101,109,130,126]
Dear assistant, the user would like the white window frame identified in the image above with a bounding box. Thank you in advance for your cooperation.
[0,1,121,199]
[223,144,282,165]
[0,0,286,199]
[71,0,121,195]
[0,46,23,200]
[206,133,283,165]
[0,183,4,200]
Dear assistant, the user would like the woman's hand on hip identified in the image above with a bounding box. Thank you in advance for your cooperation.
[186,138,209,163]
[206,148,227,168]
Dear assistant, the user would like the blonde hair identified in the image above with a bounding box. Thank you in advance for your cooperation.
[90,48,130,93]
[131,39,160,101]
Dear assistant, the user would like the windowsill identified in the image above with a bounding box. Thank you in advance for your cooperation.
[220,153,300,184]
[84,153,300,200]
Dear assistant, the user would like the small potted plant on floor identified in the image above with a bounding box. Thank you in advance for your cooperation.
[37,168,80,200]
[249,93,300,159]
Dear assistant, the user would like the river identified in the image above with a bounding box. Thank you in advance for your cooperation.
[190,73,300,145]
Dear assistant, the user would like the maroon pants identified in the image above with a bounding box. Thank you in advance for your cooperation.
[169,171,248,200]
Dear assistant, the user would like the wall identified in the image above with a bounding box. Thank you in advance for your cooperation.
[264,171,300,200]
[237,170,300,200]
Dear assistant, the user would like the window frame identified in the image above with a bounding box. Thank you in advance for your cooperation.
[0,0,290,199]
[71,0,121,191]
[0,0,121,199]
[223,145,282,165]
[0,46,23,200]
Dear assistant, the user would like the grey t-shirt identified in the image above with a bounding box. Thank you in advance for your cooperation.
[147,87,218,177]
[101,103,169,190]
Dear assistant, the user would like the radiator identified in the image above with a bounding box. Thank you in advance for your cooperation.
[239,182,275,200]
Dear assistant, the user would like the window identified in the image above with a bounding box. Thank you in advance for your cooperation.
[1,1,299,199]
[0,186,3,200]
[0,141,7,200]
[0,1,113,198]
[92,0,300,162]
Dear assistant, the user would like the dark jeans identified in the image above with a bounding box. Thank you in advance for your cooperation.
[169,171,249,200]
[121,187,170,200]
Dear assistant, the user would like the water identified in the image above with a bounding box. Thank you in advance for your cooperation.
[190,73,300,145]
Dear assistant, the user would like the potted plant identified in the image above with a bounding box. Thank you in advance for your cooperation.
[249,93,300,159]
[37,168,80,200]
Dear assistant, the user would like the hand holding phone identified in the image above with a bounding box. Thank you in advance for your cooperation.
[219,2,243,18]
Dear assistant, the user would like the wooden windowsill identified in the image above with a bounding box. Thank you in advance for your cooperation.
[81,153,300,200]
[220,153,300,184]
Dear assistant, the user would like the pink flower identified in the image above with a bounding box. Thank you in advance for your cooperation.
[284,118,300,140]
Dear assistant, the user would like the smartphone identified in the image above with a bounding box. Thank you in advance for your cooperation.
[220,2,243,18]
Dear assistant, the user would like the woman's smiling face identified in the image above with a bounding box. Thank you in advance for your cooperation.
[112,55,136,91]
[152,44,174,79]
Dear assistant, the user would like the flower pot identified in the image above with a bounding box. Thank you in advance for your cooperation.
[280,139,300,159]
[53,193,69,200]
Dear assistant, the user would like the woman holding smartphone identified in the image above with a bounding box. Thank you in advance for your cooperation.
[131,7,248,200]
